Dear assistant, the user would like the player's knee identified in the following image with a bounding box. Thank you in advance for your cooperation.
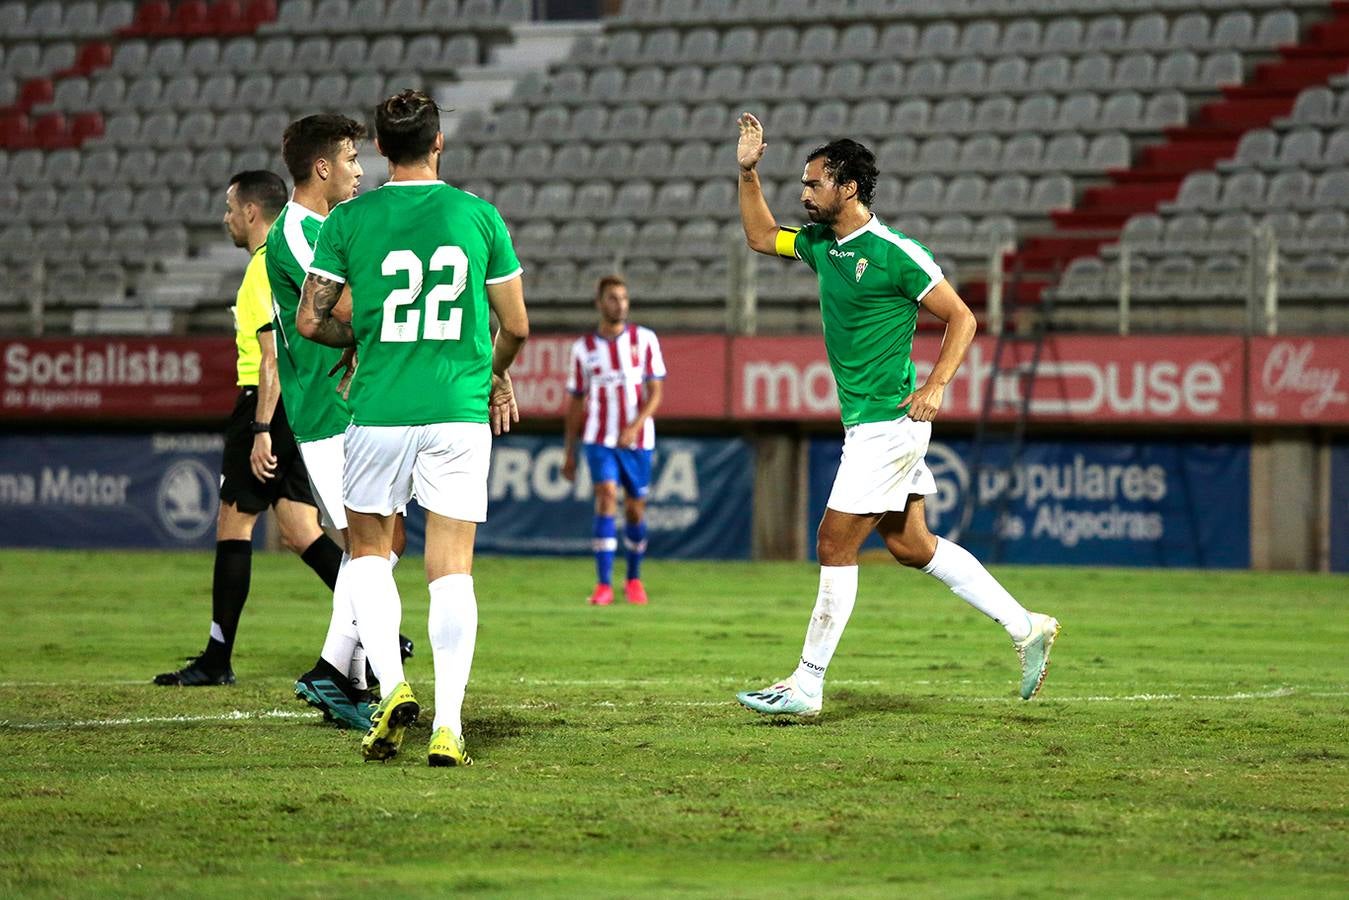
[886,534,934,568]
[816,533,856,567]
[594,482,618,511]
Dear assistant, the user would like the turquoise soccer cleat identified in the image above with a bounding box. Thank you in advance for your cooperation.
[1015,612,1061,700]
[736,675,822,718]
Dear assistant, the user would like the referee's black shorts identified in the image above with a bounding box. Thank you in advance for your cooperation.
[219,387,316,514]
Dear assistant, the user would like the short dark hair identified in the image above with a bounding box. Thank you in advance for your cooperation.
[595,274,626,300]
[282,114,367,184]
[805,139,878,207]
[227,170,288,221]
[375,89,440,165]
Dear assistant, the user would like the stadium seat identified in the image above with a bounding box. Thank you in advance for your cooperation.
[1266,170,1312,210]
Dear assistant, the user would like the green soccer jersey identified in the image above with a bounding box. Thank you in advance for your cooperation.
[308,180,523,427]
[781,215,944,427]
[264,201,351,443]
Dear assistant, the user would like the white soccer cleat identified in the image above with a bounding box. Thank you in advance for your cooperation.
[736,674,823,718]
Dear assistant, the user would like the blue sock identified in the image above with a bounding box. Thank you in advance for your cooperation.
[593,515,616,586]
[624,520,648,582]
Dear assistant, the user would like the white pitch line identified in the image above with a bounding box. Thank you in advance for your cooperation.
[2,688,1345,731]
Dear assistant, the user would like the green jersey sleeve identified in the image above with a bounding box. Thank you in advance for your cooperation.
[483,206,522,284]
[888,236,944,305]
[308,204,349,284]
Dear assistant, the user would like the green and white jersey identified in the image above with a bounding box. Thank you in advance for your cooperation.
[264,201,350,443]
[777,215,944,427]
[308,180,523,427]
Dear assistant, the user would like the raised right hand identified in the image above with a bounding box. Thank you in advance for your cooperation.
[737,112,767,171]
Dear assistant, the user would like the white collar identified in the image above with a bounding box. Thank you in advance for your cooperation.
[834,213,877,246]
[380,179,442,187]
[287,199,326,223]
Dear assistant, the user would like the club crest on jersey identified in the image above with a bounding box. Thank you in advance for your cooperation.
[855,258,869,281]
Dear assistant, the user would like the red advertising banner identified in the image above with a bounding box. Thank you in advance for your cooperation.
[730,334,1247,423]
[1,337,239,421]
[1249,337,1349,423]
[1,333,1342,426]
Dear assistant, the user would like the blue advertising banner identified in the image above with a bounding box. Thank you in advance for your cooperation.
[0,433,223,549]
[402,435,753,560]
[1332,443,1349,573]
[808,437,1250,568]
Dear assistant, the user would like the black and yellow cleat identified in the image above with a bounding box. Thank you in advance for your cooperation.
[360,681,419,761]
[427,727,473,768]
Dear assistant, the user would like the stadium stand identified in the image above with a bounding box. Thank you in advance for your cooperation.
[0,0,1346,335]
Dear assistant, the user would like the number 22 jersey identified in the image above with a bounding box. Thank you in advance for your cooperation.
[308,180,523,427]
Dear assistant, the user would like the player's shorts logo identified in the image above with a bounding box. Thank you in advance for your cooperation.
[924,441,969,541]
[156,459,218,541]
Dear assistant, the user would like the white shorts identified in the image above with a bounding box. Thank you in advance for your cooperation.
[343,422,491,522]
[826,417,938,515]
[299,434,347,531]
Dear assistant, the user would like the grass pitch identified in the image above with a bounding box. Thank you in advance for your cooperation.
[1,550,1346,898]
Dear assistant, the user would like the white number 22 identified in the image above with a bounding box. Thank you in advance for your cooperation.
[379,245,468,343]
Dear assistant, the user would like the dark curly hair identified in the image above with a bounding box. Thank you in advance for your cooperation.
[375,89,441,165]
[805,139,878,207]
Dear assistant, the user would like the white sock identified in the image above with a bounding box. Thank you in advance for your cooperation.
[922,537,1032,641]
[348,643,368,690]
[792,565,858,697]
[345,554,405,689]
[428,573,477,736]
[320,553,359,672]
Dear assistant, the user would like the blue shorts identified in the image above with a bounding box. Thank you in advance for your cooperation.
[584,444,654,499]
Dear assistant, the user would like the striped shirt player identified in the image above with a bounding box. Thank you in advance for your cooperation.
[563,275,666,607]
[732,121,1058,721]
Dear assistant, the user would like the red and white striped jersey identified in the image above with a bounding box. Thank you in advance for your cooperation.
[567,325,667,449]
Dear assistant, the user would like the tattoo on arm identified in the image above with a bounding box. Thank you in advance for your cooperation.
[299,275,355,348]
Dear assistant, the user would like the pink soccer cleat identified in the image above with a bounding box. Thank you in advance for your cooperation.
[588,584,614,606]
[625,579,648,605]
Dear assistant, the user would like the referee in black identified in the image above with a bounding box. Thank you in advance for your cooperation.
[154,171,343,686]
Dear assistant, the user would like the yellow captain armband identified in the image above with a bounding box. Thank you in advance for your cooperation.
[774,226,800,259]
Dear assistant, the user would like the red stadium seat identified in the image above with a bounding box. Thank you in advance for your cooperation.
[120,0,171,36]
[207,0,246,34]
[173,0,211,35]
[0,113,33,149]
[242,0,277,29]
[70,112,106,144]
[18,79,54,112]
[71,42,114,77]
[32,113,72,149]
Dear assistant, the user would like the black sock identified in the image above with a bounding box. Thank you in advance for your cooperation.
[202,540,252,668]
[300,533,343,591]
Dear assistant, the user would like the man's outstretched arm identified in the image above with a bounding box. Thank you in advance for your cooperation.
[297,273,355,348]
[737,112,785,257]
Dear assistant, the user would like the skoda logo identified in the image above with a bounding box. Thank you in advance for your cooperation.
[924,441,969,541]
[156,459,217,542]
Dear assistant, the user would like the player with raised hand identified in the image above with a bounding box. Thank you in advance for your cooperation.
[733,112,1060,717]
[298,90,528,766]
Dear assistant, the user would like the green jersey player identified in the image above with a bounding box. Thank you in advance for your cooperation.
[732,112,1060,718]
[299,90,529,767]
[259,113,412,731]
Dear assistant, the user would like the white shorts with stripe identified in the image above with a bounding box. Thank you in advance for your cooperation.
[826,417,938,515]
[298,433,347,531]
[343,422,491,522]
